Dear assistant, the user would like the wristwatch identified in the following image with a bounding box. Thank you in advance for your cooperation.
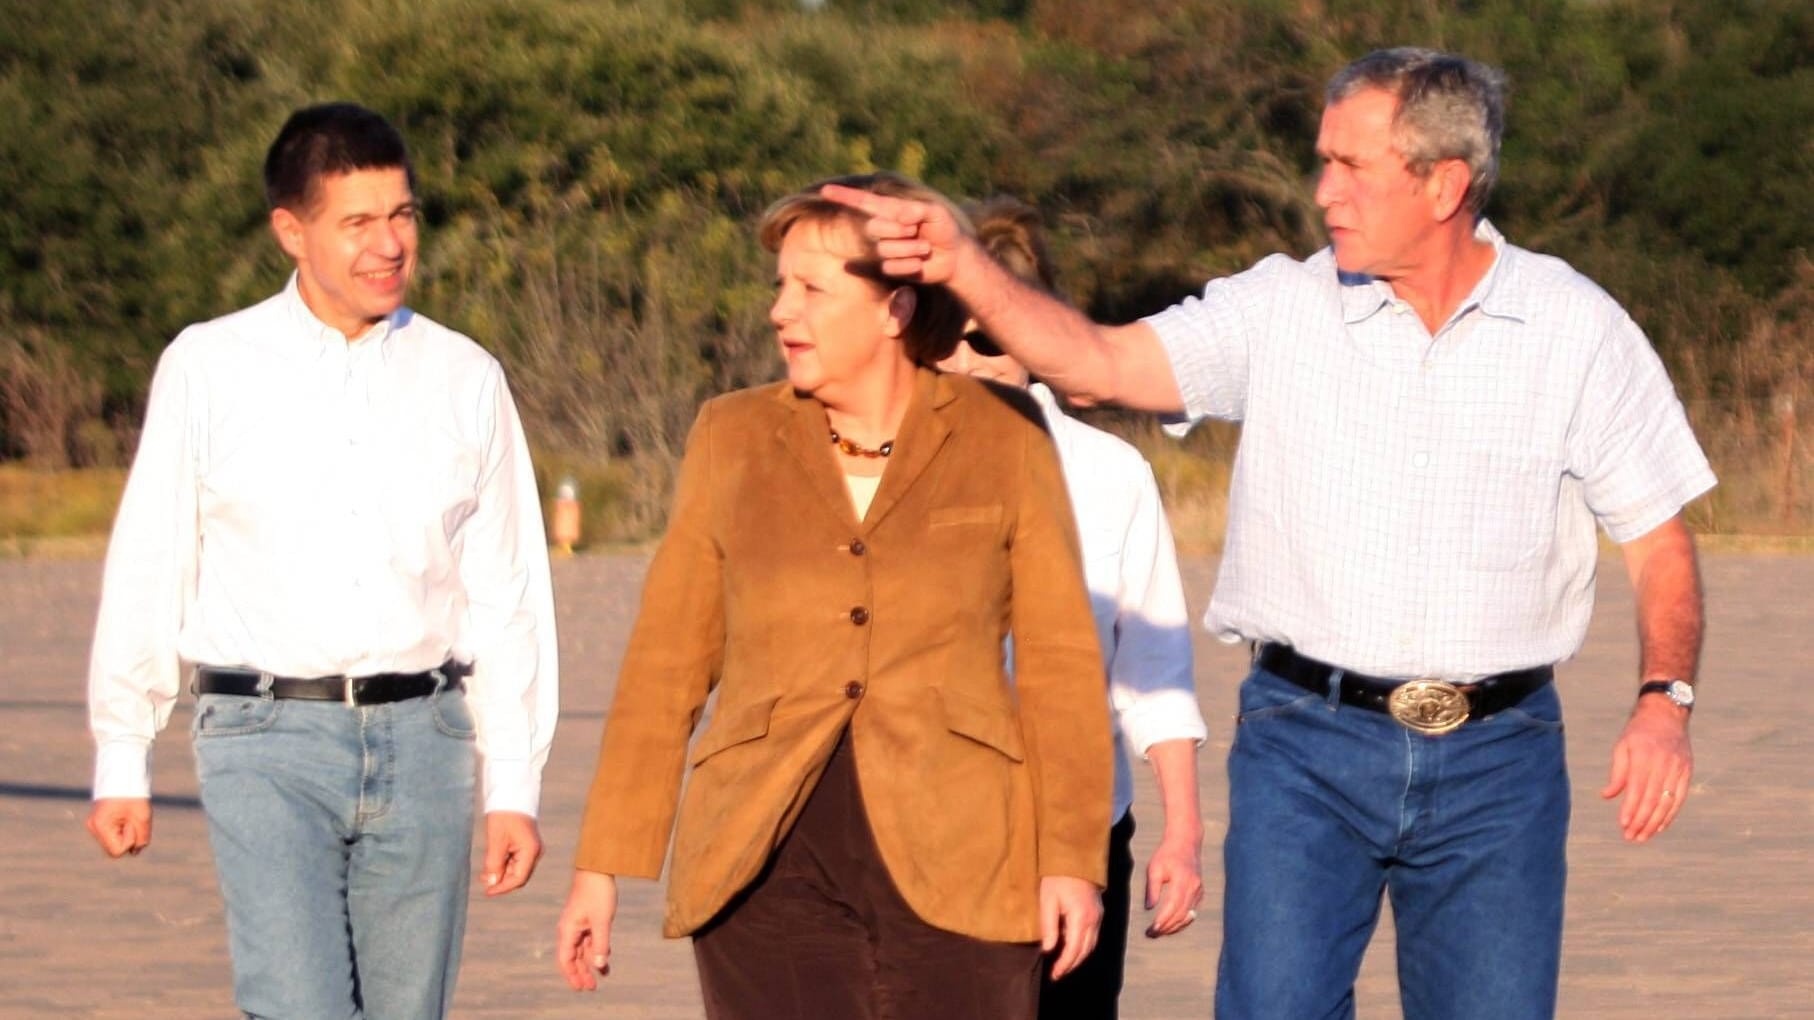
[1638,679,1695,712]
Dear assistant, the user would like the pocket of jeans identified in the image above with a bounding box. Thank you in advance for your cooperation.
[1488,683,1565,734]
[191,693,282,738]
[432,688,478,739]
[1235,671,1322,725]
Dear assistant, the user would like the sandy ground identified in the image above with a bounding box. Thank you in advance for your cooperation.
[1,553,1809,1018]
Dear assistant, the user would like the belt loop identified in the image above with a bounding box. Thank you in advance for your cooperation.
[344,675,358,708]
[430,664,449,694]
[258,671,277,700]
[1326,669,1345,710]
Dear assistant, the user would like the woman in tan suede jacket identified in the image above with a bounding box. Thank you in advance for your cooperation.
[555,173,1113,1020]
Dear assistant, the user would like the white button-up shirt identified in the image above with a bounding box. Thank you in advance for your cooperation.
[1030,384,1206,821]
[88,277,559,815]
[1147,221,1716,679]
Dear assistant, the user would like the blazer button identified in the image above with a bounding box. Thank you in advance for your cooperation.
[844,681,865,699]
[849,606,869,625]
[849,539,866,556]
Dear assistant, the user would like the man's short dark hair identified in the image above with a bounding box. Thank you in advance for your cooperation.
[263,102,415,213]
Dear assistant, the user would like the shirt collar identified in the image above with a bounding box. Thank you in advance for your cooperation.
[280,273,403,362]
[1466,219,1526,323]
[1336,219,1526,326]
[1338,272,1394,325]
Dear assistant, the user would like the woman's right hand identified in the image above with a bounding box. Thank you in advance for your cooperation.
[556,870,619,991]
[1039,874,1104,979]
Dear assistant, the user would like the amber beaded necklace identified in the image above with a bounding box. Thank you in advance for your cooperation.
[828,428,894,458]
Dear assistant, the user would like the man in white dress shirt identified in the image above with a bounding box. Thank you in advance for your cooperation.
[85,102,559,1019]
[831,49,1712,1020]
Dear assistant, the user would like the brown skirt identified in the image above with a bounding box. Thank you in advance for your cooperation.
[692,729,1043,1020]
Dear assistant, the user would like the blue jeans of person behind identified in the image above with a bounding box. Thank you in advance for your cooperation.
[1217,664,1569,1020]
[192,681,476,1020]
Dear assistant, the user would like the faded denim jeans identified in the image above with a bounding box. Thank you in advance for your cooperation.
[193,681,476,1019]
[1217,664,1569,1020]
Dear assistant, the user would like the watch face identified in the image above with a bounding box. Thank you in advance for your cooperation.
[1667,680,1696,707]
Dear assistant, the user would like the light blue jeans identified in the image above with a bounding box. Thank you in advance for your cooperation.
[1217,665,1570,1020]
[192,681,476,1020]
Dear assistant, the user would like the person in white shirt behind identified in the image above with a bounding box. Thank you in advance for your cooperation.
[939,197,1208,1020]
[84,102,559,1020]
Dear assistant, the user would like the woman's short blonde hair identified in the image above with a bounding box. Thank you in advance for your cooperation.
[759,172,975,366]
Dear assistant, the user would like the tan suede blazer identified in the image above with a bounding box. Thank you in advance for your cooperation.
[575,367,1112,942]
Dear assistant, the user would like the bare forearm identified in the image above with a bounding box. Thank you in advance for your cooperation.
[950,241,1181,412]
[1623,516,1704,684]
[1144,738,1203,845]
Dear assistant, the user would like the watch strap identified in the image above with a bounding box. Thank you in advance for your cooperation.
[1638,679,1694,710]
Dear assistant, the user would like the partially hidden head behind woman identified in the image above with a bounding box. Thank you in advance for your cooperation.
[758,172,973,474]
[938,195,1047,390]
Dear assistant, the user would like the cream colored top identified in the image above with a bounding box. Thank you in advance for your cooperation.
[844,471,883,520]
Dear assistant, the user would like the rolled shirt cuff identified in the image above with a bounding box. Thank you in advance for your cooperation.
[1118,692,1211,759]
[93,738,153,800]
[482,756,542,818]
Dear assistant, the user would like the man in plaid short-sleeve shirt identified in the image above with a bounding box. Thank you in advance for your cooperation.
[829,47,1712,1020]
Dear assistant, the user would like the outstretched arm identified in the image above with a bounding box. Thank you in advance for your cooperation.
[819,184,1182,412]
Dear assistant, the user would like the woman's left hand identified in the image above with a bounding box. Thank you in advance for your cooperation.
[556,870,619,991]
[1038,875,1103,979]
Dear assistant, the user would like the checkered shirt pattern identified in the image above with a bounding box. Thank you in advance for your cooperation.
[1146,221,1716,680]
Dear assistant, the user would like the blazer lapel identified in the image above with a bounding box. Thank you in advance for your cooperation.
[860,367,954,533]
[773,384,863,533]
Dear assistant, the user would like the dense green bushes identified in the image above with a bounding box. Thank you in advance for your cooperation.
[2,0,1809,534]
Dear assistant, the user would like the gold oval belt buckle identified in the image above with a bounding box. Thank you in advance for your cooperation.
[1387,679,1470,735]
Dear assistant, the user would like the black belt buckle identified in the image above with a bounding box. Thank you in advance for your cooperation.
[190,666,270,699]
[343,668,451,706]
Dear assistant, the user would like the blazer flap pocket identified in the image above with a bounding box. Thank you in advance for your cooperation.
[690,695,780,766]
[937,687,1025,761]
[930,504,1004,529]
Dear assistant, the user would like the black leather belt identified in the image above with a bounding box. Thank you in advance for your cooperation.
[193,663,460,706]
[1257,644,1552,734]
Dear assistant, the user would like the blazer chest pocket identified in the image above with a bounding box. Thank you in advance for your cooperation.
[929,505,1003,529]
[689,696,779,766]
[938,687,1025,762]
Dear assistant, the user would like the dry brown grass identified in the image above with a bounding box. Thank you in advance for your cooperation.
[0,465,123,551]
[1671,259,1814,536]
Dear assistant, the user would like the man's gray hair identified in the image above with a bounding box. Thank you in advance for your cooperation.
[1327,48,1508,216]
